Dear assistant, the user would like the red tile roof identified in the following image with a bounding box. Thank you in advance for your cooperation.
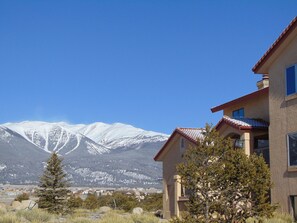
[253,16,297,73]
[216,116,269,131]
[177,128,204,142]
[211,87,268,113]
[154,127,204,161]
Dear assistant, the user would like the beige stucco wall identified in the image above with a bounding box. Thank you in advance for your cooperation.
[267,31,297,213]
[161,134,193,219]
[223,93,269,122]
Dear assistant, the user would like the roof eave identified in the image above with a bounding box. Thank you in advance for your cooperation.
[215,118,268,132]
[154,131,177,161]
[211,87,269,113]
[154,128,200,161]
[253,16,297,74]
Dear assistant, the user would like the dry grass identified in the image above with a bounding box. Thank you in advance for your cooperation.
[16,209,53,222]
[0,207,293,223]
[65,217,98,223]
[98,212,133,223]
[247,212,293,223]
[0,208,163,223]
[0,213,21,223]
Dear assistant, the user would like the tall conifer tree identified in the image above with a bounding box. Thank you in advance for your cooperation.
[37,152,70,214]
[176,124,276,223]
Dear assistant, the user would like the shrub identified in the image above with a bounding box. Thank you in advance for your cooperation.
[97,192,138,212]
[97,194,113,207]
[84,193,99,210]
[14,193,29,202]
[139,193,162,211]
[111,192,138,212]
[68,195,84,209]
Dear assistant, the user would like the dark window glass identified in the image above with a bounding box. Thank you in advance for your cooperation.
[291,196,297,220]
[232,108,244,118]
[255,139,269,149]
[254,135,269,165]
[254,148,270,165]
[288,133,297,166]
[286,66,296,96]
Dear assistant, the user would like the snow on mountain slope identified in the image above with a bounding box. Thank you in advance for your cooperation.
[2,121,109,155]
[68,122,169,149]
[0,121,168,187]
[2,121,168,152]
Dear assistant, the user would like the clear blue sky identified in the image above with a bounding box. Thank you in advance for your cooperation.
[0,0,296,134]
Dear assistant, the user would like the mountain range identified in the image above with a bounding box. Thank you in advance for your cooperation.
[0,121,168,188]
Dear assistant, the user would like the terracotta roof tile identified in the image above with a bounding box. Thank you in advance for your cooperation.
[177,128,204,142]
[154,127,203,161]
[216,116,269,130]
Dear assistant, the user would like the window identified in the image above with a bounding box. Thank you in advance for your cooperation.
[234,138,244,149]
[232,108,244,118]
[290,195,297,220]
[254,135,270,165]
[288,132,297,166]
[286,65,297,96]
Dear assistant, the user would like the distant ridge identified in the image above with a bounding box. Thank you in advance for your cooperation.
[0,121,168,187]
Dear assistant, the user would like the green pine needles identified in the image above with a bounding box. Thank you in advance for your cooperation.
[37,152,71,214]
[176,124,276,223]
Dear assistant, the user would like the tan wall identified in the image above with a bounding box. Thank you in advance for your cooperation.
[223,93,269,122]
[162,134,193,219]
[268,33,297,213]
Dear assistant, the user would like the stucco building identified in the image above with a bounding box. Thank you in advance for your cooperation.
[211,83,269,163]
[253,16,297,218]
[155,81,270,219]
[155,16,297,220]
[154,128,204,219]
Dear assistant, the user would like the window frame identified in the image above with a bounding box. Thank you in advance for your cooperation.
[286,64,297,96]
[287,132,297,167]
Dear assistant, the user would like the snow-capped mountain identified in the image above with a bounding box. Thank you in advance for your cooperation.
[3,121,109,155]
[0,121,168,187]
[3,121,168,153]
[73,122,168,150]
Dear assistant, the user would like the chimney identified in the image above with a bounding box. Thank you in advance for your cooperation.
[257,75,269,90]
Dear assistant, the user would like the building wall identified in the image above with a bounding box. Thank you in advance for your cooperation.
[223,93,269,122]
[268,34,297,213]
[162,134,193,219]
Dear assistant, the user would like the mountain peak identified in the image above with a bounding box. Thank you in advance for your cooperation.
[0,120,168,187]
[1,121,168,153]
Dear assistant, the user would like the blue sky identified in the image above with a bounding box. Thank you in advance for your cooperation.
[0,1,296,134]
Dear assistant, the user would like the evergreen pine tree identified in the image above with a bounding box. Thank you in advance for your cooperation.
[37,152,71,214]
[177,124,232,222]
[176,124,276,223]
